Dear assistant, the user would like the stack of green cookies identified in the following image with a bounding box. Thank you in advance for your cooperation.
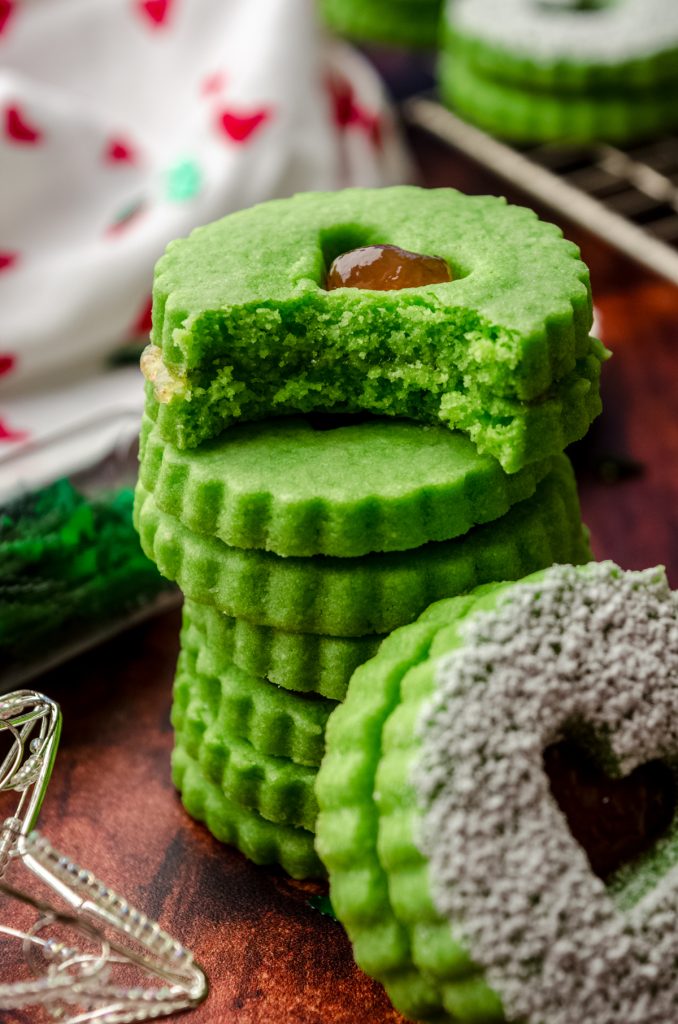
[441,0,678,144]
[134,186,605,880]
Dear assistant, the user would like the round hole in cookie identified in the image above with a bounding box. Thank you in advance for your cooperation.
[319,225,382,271]
[319,226,456,292]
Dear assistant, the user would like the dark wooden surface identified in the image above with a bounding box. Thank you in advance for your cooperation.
[3,129,678,1024]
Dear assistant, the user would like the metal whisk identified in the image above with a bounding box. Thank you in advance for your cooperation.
[0,690,208,1023]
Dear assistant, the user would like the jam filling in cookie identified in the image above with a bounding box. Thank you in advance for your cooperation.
[326,244,452,291]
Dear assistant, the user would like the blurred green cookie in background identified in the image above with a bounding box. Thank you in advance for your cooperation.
[318,0,442,50]
[442,0,678,143]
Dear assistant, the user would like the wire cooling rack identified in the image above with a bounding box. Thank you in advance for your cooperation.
[403,94,678,286]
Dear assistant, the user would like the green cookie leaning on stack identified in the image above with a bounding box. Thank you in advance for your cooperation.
[135,186,603,879]
[316,562,678,1023]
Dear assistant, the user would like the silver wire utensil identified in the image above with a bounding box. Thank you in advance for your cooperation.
[0,690,208,1023]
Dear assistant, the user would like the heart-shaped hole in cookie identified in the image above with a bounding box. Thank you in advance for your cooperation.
[543,739,676,880]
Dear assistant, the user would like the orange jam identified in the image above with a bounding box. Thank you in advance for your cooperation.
[326,244,452,291]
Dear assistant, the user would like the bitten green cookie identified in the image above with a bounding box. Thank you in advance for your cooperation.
[134,455,591,636]
[177,615,336,767]
[183,599,383,702]
[143,186,598,472]
[139,407,553,557]
[172,741,323,880]
[175,676,318,831]
[317,563,678,1022]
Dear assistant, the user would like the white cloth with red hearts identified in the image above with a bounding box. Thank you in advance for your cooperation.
[0,0,409,411]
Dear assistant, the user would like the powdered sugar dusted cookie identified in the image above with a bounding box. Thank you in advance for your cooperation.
[414,561,678,1023]
[443,0,678,141]
[450,0,678,71]
[317,562,678,1022]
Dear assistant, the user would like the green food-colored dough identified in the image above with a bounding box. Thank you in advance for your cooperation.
[319,0,442,49]
[375,607,516,1021]
[177,614,336,766]
[315,577,551,1019]
[440,51,678,144]
[172,741,324,879]
[316,589,505,1022]
[174,667,319,831]
[183,599,383,701]
[148,337,604,476]
[146,186,595,472]
[134,455,591,636]
[139,406,554,557]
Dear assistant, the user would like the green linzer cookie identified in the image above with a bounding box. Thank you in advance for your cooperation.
[177,615,336,767]
[318,0,442,50]
[172,741,323,880]
[316,562,678,1022]
[183,599,383,702]
[142,187,599,473]
[139,407,554,557]
[134,455,591,636]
